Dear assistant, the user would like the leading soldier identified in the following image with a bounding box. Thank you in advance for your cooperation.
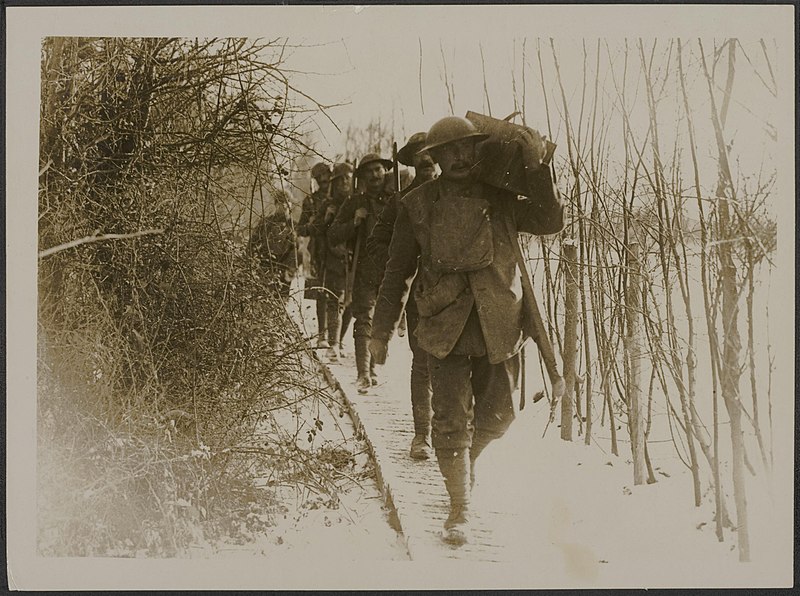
[369,116,563,546]
[328,152,394,393]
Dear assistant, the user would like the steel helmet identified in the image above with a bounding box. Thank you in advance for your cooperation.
[330,162,354,180]
[356,152,393,175]
[396,132,428,166]
[310,162,331,180]
[418,116,489,154]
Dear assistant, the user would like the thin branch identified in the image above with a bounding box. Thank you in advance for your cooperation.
[418,37,425,115]
[39,229,165,259]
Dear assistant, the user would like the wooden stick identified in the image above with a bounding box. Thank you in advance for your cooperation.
[39,228,164,259]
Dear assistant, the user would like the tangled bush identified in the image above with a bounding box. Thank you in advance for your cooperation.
[37,37,341,556]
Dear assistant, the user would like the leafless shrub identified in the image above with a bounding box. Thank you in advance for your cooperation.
[37,36,347,556]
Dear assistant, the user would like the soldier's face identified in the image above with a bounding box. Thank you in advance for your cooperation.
[332,174,352,199]
[315,172,331,191]
[433,139,477,181]
[412,151,436,182]
[361,162,386,193]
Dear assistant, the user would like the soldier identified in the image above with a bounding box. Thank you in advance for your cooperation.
[369,116,563,546]
[367,132,437,460]
[308,162,355,361]
[298,162,332,347]
[249,189,299,300]
[328,152,395,394]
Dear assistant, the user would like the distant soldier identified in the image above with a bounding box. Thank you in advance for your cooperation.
[308,162,355,361]
[367,132,437,460]
[369,116,563,546]
[328,152,395,393]
[249,189,299,300]
[298,162,332,347]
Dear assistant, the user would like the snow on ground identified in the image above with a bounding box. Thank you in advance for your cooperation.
[284,289,790,587]
[476,414,788,586]
[469,362,790,587]
[185,289,409,563]
[199,485,408,563]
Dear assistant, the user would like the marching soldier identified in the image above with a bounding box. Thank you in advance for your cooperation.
[249,189,299,301]
[369,116,563,546]
[298,162,332,347]
[367,132,437,460]
[308,162,355,361]
[328,152,395,394]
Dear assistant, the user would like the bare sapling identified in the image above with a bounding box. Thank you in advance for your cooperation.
[625,240,647,485]
[561,240,579,441]
[699,37,750,562]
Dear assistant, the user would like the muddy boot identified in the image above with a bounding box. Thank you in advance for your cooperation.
[325,345,340,362]
[354,336,371,394]
[436,448,471,546]
[409,434,432,460]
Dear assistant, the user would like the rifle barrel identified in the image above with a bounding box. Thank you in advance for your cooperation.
[392,142,400,192]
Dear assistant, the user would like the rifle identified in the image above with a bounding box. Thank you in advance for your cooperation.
[392,141,400,193]
[343,158,359,308]
[504,200,566,406]
[391,140,408,336]
[318,175,333,287]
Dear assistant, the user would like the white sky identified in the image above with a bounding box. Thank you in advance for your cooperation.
[265,6,782,169]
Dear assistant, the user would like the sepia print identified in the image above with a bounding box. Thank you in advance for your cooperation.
[6,4,794,590]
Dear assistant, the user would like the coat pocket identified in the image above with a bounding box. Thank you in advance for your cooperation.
[414,272,469,317]
[429,195,494,272]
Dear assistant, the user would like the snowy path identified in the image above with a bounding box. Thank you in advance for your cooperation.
[295,294,790,587]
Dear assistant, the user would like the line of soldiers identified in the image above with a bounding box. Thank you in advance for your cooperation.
[294,115,563,547]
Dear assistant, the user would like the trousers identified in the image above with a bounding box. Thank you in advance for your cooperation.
[427,351,519,450]
[406,300,432,437]
[323,272,351,346]
[351,276,377,339]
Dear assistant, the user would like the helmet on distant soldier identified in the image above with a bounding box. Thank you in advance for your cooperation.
[356,153,393,175]
[397,132,428,166]
[311,162,331,181]
[330,162,354,180]
[418,117,489,154]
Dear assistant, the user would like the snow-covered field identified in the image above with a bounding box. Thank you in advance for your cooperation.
[294,284,792,588]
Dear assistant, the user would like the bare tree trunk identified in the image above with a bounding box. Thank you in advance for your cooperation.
[479,42,492,117]
[746,242,771,481]
[578,185,592,444]
[677,38,730,514]
[626,240,647,485]
[638,38,703,506]
[699,38,750,562]
[561,240,579,441]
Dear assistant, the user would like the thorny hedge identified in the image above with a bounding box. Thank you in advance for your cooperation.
[37,37,354,557]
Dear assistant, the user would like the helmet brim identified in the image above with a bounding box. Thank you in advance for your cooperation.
[397,142,426,166]
[417,131,490,155]
[356,158,394,174]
